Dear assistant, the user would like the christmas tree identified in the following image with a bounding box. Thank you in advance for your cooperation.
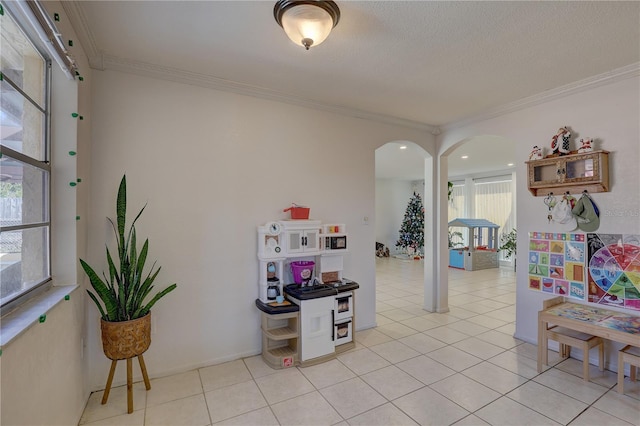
[396,192,425,254]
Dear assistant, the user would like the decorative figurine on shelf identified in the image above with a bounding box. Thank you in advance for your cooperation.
[529,145,543,160]
[578,137,594,153]
[550,126,571,156]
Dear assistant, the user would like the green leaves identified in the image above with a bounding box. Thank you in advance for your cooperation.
[81,175,177,321]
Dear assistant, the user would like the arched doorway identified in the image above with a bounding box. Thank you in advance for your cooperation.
[375,141,437,318]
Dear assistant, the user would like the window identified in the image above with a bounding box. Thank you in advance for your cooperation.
[1,8,51,309]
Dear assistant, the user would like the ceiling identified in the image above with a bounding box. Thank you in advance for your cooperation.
[63,1,639,179]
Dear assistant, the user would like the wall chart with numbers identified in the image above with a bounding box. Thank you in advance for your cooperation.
[586,233,640,311]
[528,232,586,300]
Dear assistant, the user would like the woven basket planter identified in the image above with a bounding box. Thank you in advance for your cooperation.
[101,313,151,360]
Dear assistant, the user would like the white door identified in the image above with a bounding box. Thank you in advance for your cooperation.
[300,296,334,361]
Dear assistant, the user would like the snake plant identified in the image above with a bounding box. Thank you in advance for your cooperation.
[80,175,177,321]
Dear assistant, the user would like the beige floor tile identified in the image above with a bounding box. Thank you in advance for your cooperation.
[242,355,279,379]
[375,313,396,326]
[592,389,640,425]
[81,409,145,426]
[199,359,252,392]
[506,381,588,425]
[369,340,421,363]
[361,365,424,400]
[298,358,355,389]
[146,370,202,407]
[569,406,635,425]
[399,315,442,332]
[483,308,516,323]
[398,333,447,354]
[426,346,483,371]
[355,328,394,347]
[474,396,561,425]
[79,383,148,424]
[319,377,387,419]
[461,361,528,394]
[204,380,267,423]
[446,319,491,336]
[393,387,470,425]
[379,308,417,321]
[533,367,610,404]
[254,368,314,405]
[467,314,508,330]
[445,306,479,320]
[475,329,522,350]
[494,322,516,336]
[213,407,279,425]
[376,322,419,339]
[452,414,490,425]
[337,347,390,375]
[145,394,210,426]
[396,355,456,385]
[270,391,343,425]
[452,337,505,360]
[347,402,419,425]
[424,313,462,325]
[430,373,501,412]
[423,325,470,344]
[401,305,432,317]
[489,350,545,379]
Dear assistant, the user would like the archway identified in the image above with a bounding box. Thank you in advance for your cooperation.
[440,135,517,310]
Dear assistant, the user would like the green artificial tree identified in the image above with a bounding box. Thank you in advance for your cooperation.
[396,192,425,255]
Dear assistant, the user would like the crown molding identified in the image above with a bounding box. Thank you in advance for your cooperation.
[443,62,640,132]
[62,1,103,69]
[97,54,436,133]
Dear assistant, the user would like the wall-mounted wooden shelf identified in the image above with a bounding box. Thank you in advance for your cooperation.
[526,150,609,196]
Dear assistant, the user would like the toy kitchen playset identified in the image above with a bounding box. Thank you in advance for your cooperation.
[254,206,358,369]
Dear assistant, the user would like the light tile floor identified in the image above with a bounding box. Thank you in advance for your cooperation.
[80,257,640,425]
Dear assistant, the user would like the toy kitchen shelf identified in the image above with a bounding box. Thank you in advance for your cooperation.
[526,150,609,196]
[256,220,353,368]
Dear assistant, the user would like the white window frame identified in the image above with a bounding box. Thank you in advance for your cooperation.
[1,3,53,311]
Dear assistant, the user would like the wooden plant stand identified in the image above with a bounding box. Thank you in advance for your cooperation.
[102,355,151,413]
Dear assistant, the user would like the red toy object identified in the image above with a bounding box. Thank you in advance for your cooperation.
[283,204,310,220]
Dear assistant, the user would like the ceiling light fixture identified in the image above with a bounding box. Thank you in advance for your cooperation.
[461,155,469,159]
[399,145,407,150]
[274,0,340,50]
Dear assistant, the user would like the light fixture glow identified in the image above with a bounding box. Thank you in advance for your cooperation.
[399,145,407,150]
[461,155,469,159]
[274,1,340,50]
[508,163,514,167]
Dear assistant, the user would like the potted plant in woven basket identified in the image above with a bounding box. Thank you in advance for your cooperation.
[80,175,177,413]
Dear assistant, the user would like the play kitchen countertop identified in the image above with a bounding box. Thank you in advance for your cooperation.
[284,279,359,300]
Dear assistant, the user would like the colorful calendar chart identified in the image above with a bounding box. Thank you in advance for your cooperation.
[587,234,640,312]
[528,232,586,300]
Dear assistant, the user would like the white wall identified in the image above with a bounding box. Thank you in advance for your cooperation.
[438,75,640,367]
[86,69,436,389]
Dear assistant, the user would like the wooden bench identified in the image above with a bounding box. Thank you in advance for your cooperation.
[617,345,640,394]
[545,325,604,381]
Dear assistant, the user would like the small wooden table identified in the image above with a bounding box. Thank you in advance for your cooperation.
[538,297,640,373]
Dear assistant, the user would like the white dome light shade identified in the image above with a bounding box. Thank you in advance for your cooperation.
[282,5,333,49]
[274,1,341,50]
